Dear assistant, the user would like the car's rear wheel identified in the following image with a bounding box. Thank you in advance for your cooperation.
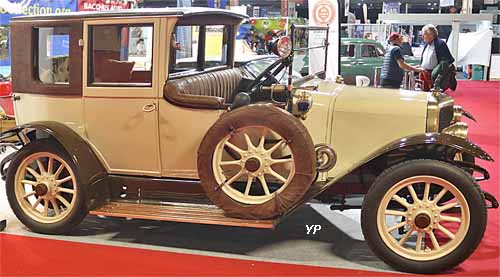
[198,105,317,219]
[361,159,486,274]
[6,140,87,234]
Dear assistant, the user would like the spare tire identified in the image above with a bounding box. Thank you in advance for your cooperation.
[197,104,317,219]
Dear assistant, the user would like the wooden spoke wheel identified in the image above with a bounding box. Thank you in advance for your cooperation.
[198,105,317,219]
[361,159,486,274]
[6,140,87,234]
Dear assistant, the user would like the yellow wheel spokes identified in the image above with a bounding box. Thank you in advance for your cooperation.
[14,152,77,224]
[377,176,470,261]
[212,127,295,205]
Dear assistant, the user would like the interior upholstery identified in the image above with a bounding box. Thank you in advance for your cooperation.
[164,68,242,109]
[92,50,136,83]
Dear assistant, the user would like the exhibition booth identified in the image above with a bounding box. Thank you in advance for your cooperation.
[0,0,498,276]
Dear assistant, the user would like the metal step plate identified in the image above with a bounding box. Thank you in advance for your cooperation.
[89,202,277,229]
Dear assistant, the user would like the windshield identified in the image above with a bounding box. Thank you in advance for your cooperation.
[244,57,302,84]
[292,25,328,76]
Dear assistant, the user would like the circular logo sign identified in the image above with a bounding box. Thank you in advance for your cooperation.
[312,0,336,26]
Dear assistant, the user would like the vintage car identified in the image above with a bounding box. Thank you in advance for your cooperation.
[340,38,420,86]
[1,8,498,274]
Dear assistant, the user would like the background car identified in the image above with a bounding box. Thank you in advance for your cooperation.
[341,38,420,86]
[0,75,15,136]
[0,75,14,117]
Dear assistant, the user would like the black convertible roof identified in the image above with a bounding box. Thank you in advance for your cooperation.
[12,7,248,21]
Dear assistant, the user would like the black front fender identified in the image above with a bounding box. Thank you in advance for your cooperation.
[382,133,494,162]
[0,121,107,187]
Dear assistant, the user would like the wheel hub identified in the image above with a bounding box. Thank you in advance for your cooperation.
[414,213,431,229]
[245,157,261,173]
[34,183,49,197]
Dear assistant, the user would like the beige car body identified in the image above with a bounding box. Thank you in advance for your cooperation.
[12,9,429,183]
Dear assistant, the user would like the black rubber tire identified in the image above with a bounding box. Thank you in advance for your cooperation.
[361,159,487,274]
[6,140,87,234]
[197,104,317,219]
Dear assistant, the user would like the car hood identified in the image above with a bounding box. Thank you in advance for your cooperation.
[299,78,429,109]
[321,82,429,117]
[300,79,429,179]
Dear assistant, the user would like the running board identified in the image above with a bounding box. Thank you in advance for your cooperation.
[89,202,277,229]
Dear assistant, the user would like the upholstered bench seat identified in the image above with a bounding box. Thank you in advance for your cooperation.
[164,68,242,109]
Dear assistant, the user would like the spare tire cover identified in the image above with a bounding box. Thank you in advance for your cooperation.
[197,104,317,219]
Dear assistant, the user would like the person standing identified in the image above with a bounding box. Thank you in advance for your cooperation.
[380,32,423,89]
[420,24,457,91]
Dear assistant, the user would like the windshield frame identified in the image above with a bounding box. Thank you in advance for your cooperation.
[290,24,330,79]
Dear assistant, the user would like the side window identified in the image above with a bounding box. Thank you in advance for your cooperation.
[340,44,355,57]
[340,45,347,57]
[170,25,200,72]
[89,24,153,86]
[204,25,228,67]
[169,24,230,75]
[36,27,70,84]
[361,44,379,58]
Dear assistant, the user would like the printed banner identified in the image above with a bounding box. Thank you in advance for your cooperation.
[440,0,454,7]
[0,0,77,25]
[78,0,129,11]
[308,0,339,78]
[0,0,77,69]
[382,2,400,14]
[207,0,228,9]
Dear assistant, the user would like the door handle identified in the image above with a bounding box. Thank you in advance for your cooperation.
[11,94,20,101]
[142,103,156,112]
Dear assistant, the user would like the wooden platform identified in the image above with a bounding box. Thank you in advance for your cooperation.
[89,201,277,229]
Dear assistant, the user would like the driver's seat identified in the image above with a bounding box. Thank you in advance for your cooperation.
[164,68,242,109]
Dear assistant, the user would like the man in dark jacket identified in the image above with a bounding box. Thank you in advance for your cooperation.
[380,32,423,89]
[420,24,457,91]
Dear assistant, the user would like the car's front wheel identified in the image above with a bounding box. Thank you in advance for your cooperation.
[6,140,87,234]
[361,159,486,274]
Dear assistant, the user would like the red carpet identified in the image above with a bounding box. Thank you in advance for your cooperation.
[444,81,500,276]
[0,234,404,277]
[0,81,499,276]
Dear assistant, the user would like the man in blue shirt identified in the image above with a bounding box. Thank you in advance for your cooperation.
[380,32,423,89]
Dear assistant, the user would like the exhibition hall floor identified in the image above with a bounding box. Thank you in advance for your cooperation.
[0,81,499,276]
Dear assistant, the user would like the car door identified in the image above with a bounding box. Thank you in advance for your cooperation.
[356,43,385,85]
[82,18,162,176]
[340,44,356,85]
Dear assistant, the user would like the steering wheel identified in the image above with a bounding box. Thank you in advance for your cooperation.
[248,57,287,96]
